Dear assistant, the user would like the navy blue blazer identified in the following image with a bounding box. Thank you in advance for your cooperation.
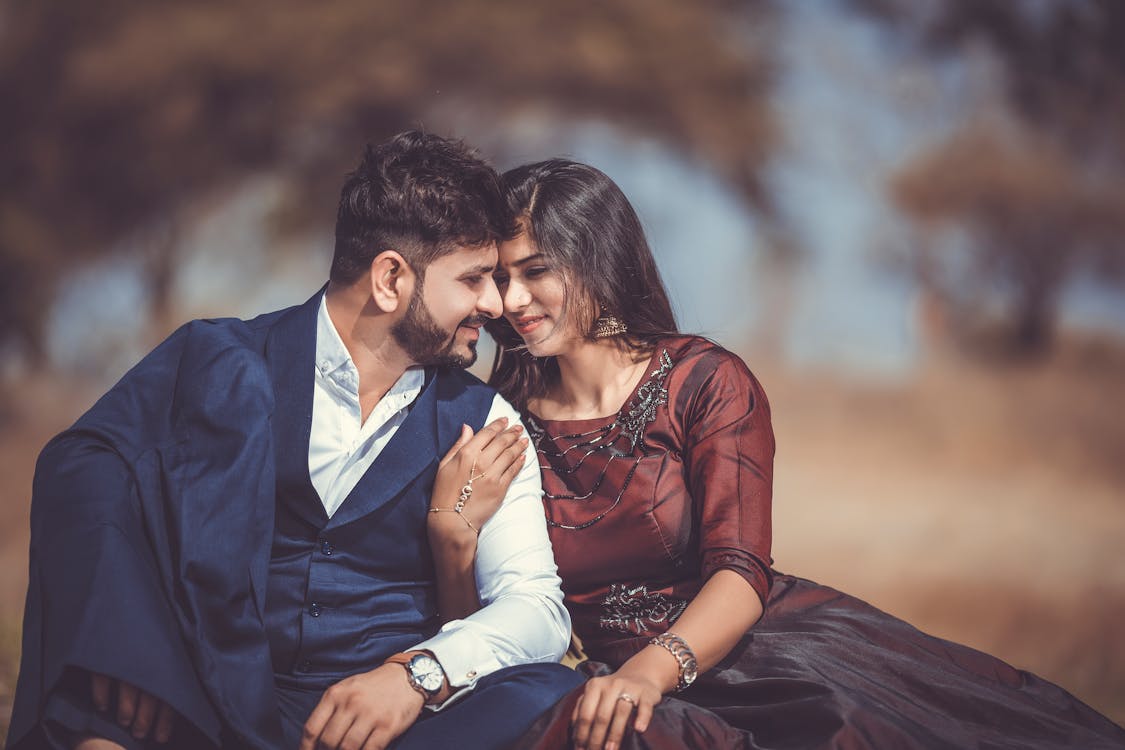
[7,292,496,750]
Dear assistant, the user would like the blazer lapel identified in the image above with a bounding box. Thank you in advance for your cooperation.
[326,370,441,529]
[265,289,328,529]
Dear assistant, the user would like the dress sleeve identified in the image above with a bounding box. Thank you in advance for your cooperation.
[679,345,775,604]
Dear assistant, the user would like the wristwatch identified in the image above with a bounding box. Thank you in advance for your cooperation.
[386,652,447,702]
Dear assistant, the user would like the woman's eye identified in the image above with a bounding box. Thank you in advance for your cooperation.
[525,266,549,279]
[493,274,510,287]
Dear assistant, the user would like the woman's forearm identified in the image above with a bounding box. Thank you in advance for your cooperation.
[618,570,764,690]
[427,528,481,621]
[426,417,527,622]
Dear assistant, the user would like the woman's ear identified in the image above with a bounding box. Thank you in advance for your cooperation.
[368,250,415,313]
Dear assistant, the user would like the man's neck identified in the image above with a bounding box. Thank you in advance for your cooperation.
[324,283,415,422]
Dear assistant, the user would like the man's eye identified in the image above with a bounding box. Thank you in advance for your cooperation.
[463,275,484,285]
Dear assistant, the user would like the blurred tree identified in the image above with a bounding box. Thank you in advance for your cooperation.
[0,0,782,367]
[893,121,1125,354]
[860,0,1125,354]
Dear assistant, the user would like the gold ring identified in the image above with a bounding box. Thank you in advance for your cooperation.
[617,693,636,705]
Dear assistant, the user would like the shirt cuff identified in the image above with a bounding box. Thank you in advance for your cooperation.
[410,622,503,708]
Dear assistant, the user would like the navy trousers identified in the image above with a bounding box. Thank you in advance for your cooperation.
[11,518,581,749]
[29,662,581,749]
[276,664,583,750]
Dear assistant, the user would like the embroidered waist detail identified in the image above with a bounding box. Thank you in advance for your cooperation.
[597,582,687,636]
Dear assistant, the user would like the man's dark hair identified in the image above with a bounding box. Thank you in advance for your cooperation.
[331,131,511,283]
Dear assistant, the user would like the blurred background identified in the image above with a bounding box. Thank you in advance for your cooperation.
[2,0,1123,734]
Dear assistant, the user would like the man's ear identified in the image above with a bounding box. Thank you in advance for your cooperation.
[368,250,415,313]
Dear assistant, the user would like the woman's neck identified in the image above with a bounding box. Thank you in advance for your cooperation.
[537,339,652,420]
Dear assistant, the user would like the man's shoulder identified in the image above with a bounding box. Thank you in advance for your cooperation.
[151,301,302,385]
[169,317,264,368]
[173,299,306,354]
[243,303,302,332]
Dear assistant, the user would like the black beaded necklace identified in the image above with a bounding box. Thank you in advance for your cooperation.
[529,350,674,530]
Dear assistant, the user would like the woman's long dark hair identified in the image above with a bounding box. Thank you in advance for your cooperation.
[487,159,679,410]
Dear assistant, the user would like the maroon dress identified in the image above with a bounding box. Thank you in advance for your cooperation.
[515,336,1124,749]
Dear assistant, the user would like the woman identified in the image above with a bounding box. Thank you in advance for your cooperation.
[464,159,1124,749]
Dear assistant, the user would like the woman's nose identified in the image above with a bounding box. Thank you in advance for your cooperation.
[503,281,530,312]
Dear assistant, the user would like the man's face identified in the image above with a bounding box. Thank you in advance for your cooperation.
[391,243,502,367]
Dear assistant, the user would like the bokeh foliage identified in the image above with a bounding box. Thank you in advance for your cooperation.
[0,0,777,363]
[865,0,1125,353]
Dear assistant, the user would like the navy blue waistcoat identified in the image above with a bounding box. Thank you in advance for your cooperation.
[264,360,494,685]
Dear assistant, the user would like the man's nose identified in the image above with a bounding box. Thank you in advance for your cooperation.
[478,276,503,319]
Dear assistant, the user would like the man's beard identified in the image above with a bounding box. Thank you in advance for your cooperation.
[391,285,485,368]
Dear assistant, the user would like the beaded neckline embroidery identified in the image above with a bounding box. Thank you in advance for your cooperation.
[530,349,673,530]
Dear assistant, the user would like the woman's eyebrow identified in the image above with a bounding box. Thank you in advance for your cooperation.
[507,253,546,268]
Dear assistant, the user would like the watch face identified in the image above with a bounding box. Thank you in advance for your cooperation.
[409,654,445,693]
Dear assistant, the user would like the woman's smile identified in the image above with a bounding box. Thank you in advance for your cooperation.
[511,315,547,336]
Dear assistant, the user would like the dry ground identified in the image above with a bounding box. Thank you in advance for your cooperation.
[763,338,1125,724]
[1,338,1123,738]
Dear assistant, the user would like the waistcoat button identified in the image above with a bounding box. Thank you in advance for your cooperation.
[309,602,321,617]
[320,539,334,556]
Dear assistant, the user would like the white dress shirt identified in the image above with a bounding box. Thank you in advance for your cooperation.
[308,295,570,691]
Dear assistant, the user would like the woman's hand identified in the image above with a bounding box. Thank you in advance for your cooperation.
[429,417,528,542]
[428,417,528,621]
[570,668,665,750]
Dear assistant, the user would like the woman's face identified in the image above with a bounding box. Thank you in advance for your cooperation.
[495,232,583,357]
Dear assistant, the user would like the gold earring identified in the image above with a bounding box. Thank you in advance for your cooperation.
[592,315,627,338]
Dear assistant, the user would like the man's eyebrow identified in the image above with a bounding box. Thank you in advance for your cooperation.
[461,263,495,276]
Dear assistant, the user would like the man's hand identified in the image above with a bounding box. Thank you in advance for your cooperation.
[90,672,176,743]
[299,664,425,750]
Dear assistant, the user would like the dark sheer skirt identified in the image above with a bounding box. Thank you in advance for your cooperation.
[515,574,1125,749]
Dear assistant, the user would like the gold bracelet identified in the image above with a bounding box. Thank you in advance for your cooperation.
[427,507,479,535]
[428,460,485,535]
[649,632,698,691]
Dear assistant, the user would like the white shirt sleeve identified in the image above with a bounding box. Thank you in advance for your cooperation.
[410,392,572,692]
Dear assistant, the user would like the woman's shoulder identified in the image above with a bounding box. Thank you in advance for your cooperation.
[656,335,758,380]
[654,335,769,421]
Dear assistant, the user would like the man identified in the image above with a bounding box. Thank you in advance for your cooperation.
[7,131,582,749]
